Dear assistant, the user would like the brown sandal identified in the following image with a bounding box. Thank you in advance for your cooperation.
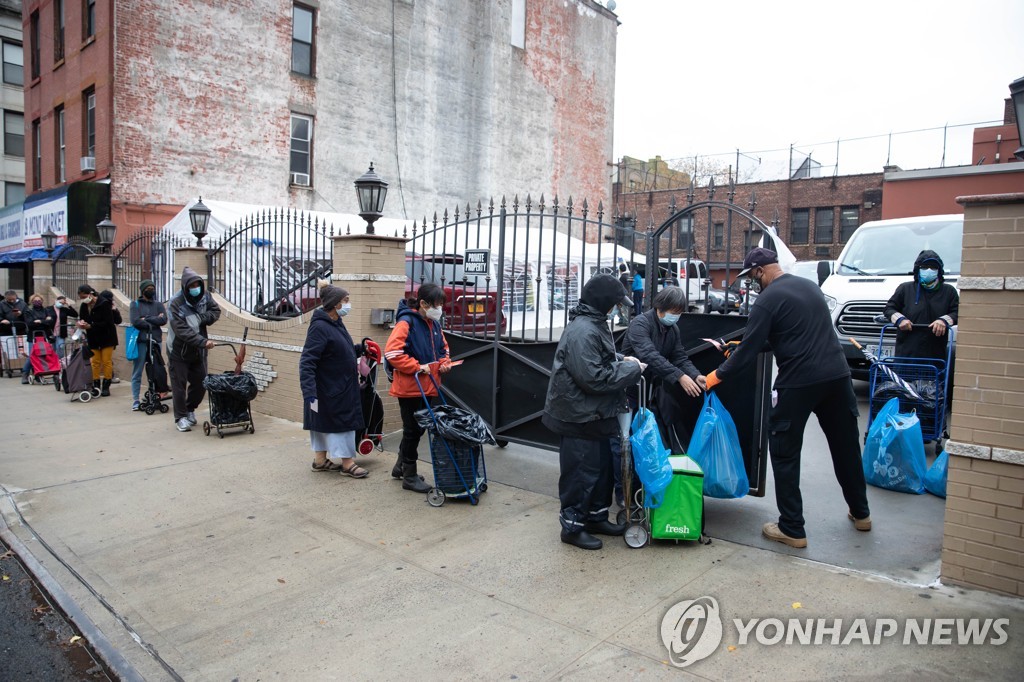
[340,463,369,479]
[312,460,343,472]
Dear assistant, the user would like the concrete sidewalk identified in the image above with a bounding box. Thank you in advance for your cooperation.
[1,377,1022,681]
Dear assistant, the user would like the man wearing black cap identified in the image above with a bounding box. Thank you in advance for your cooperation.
[705,247,871,548]
[130,279,169,411]
[543,274,645,550]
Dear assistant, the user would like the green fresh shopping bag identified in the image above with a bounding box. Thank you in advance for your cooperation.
[650,456,704,541]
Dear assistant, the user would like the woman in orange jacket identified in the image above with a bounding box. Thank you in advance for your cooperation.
[384,283,452,493]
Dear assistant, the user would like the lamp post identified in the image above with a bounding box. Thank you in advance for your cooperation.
[189,196,212,247]
[40,228,57,256]
[96,215,117,254]
[1010,76,1024,161]
[354,163,388,235]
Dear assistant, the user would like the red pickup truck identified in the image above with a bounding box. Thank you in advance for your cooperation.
[406,253,505,335]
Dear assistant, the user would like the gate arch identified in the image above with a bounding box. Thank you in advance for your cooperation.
[51,237,98,296]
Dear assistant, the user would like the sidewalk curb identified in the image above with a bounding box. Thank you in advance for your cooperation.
[0,496,145,682]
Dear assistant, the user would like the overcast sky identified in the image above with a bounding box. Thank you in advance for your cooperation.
[611,0,1024,181]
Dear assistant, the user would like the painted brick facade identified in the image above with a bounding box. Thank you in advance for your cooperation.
[25,0,617,241]
[942,193,1024,596]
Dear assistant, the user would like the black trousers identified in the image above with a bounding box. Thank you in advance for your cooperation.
[168,353,206,420]
[398,396,434,476]
[558,435,614,533]
[632,290,643,316]
[769,376,870,539]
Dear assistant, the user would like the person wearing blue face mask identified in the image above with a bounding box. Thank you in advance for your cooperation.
[621,286,706,454]
[884,250,959,361]
[167,266,221,432]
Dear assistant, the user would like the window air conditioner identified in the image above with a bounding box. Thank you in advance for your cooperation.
[291,172,310,187]
[80,156,96,172]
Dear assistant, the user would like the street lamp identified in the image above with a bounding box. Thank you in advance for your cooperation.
[40,228,57,255]
[189,196,212,247]
[1010,76,1024,161]
[96,215,117,253]
[354,163,388,235]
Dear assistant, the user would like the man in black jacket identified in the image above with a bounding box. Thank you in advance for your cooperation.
[167,267,221,432]
[544,274,644,550]
[883,250,958,361]
[705,248,870,549]
[621,286,707,452]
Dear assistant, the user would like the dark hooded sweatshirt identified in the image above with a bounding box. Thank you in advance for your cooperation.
[883,249,958,360]
[167,266,222,361]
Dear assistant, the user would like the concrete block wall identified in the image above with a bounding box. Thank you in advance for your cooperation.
[942,193,1024,596]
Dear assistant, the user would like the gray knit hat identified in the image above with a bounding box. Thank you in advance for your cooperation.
[319,283,348,310]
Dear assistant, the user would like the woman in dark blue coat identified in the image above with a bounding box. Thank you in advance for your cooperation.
[300,282,369,478]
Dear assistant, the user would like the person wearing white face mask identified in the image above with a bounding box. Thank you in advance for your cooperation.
[384,283,453,493]
[621,286,706,454]
[884,250,959,362]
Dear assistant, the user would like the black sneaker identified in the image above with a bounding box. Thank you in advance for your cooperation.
[560,530,602,550]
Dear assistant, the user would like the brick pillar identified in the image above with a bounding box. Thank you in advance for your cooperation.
[86,254,113,292]
[172,247,209,293]
[331,233,407,346]
[32,258,53,303]
[941,192,1024,597]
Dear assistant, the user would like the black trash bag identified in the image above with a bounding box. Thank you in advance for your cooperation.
[873,378,937,404]
[415,404,497,445]
[203,371,259,401]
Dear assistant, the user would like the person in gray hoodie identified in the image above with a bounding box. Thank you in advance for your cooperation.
[130,279,170,411]
[167,267,221,431]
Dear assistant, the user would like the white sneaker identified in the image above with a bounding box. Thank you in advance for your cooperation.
[186,411,197,426]
[176,417,192,432]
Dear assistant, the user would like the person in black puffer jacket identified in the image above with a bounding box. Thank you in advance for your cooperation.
[883,249,959,361]
[543,274,644,551]
[76,285,121,396]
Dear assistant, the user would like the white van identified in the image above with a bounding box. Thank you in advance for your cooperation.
[818,214,963,378]
[635,258,709,311]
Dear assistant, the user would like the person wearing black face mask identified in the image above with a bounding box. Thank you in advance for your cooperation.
[130,279,170,411]
[21,295,55,383]
[705,247,870,550]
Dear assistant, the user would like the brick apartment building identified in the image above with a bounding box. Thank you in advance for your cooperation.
[613,172,884,287]
[21,0,618,245]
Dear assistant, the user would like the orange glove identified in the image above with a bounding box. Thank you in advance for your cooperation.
[722,340,740,359]
[705,370,722,390]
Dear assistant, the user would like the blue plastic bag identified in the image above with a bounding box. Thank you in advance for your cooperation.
[924,450,948,498]
[629,408,674,508]
[687,392,749,499]
[125,326,139,361]
[863,397,927,494]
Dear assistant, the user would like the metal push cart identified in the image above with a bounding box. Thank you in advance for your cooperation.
[201,342,257,438]
[865,322,954,448]
[414,373,489,507]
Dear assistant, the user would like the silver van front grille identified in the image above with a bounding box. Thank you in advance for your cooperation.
[836,301,892,339]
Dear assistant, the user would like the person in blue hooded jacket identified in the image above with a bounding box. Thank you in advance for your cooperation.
[300,282,379,478]
[883,249,959,361]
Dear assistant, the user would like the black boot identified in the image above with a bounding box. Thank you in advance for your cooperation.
[100,379,111,397]
[583,520,626,536]
[402,475,431,493]
[21,373,30,384]
[560,530,603,550]
[92,379,102,397]
[391,458,404,479]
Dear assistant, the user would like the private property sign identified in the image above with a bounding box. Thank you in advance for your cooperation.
[464,249,490,276]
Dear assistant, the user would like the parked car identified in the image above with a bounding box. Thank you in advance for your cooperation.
[406,253,505,335]
[707,278,758,314]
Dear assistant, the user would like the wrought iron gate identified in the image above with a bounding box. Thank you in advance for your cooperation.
[51,237,97,296]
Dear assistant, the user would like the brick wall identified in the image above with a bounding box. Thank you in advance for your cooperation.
[942,193,1024,596]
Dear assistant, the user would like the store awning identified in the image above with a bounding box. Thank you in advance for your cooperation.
[0,247,50,264]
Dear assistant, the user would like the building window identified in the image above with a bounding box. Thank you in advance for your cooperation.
[814,207,834,244]
[839,206,859,243]
[4,182,24,205]
[30,11,40,80]
[676,216,693,249]
[32,119,41,190]
[84,88,95,157]
[4,111,24,157]
[292,4,315,76]
[713,222,724,249]
[290,114,313,186]
[790,209,809,244]
[55,106,65,183]
[511,0,526,49]
[84,0,97,39]
[2,41,22,86]
[54,0,65,62]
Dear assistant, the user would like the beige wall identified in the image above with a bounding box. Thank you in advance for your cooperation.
[942,193,1024,596]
